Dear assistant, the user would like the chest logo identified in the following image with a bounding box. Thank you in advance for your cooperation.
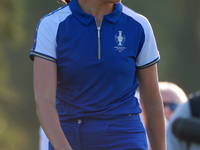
[114,31,126,52]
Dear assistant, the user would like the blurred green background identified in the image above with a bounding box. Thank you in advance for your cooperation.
[0,0,199,149]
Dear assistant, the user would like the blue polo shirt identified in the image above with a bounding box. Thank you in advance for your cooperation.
[30,0,160,121]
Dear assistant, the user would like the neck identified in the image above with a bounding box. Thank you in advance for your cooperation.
[77,0,115,26]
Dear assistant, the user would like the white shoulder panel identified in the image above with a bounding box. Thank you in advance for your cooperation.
[122,6,160,69]
[31,5,72,61]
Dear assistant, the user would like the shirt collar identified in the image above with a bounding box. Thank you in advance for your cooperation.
[104,3,122,24]
[69,0,122,25]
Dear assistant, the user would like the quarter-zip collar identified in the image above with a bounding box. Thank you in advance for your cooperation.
[69,0,122,25]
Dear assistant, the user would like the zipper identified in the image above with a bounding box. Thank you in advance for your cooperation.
[95,18,103,60]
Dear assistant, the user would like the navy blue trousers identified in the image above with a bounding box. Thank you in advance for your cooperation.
[49,114,147,150]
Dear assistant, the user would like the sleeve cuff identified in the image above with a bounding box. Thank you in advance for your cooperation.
[30,51,57,63]
[136,57,160,69]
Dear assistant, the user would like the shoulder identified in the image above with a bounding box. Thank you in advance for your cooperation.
[38,4,72,29]
[122,5,151,30]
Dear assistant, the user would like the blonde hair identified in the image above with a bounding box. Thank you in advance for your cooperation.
[159,81,187,103]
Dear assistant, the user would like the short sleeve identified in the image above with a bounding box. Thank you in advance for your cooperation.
[30,17,57,63]
[136,17,160,69]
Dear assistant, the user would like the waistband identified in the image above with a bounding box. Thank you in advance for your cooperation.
[61,114,140,126]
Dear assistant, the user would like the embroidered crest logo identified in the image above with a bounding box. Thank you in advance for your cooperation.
[114,31,126,52]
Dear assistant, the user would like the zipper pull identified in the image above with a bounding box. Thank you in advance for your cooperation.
[97,27,101,60]
[97,27,100,38]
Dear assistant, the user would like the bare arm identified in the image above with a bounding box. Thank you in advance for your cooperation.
[34,57,72,150]
[136,64,166,150]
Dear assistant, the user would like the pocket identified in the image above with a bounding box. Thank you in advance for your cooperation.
[108,120,145,133]
[108,120,148,149]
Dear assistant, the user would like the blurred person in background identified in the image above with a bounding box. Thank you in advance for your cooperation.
[167,91,200,150]
[159,82,187,121]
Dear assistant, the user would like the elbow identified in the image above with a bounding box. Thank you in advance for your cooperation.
[34,95,55,109]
